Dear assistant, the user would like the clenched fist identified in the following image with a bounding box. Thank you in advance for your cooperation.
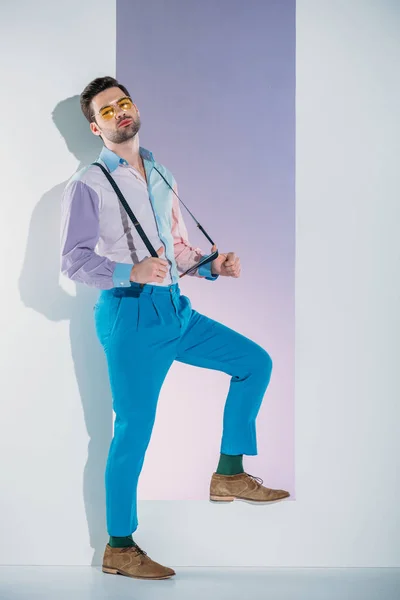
[210,245,241,278]
[130,247,169,284]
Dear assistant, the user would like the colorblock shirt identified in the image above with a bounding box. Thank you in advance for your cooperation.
[60,146,218,290]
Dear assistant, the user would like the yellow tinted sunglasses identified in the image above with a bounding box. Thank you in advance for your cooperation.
[93,96,134,121]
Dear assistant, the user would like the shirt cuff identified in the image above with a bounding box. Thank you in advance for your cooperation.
[113,262,133,288]
[198,260,219,281]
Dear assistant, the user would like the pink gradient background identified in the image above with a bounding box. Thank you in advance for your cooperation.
[117,0,295,500]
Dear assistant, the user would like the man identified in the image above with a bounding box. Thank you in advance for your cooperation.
[60,76,289,580]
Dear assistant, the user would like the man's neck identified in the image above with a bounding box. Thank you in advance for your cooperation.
[104,135,141,169]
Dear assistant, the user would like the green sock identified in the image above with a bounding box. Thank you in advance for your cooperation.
[109,535,135,548]
[216,453,244,476]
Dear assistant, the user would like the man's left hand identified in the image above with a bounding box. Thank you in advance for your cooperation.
[210,245,241,278]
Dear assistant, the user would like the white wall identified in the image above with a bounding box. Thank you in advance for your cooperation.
[0,0,115,567]
[1,0,399,567]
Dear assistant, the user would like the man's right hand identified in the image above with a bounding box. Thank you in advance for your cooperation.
[130,247,169,284]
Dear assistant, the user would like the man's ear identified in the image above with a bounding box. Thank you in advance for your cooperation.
[90,121,102,137]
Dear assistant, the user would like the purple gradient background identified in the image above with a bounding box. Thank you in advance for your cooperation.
[117,0,295,500]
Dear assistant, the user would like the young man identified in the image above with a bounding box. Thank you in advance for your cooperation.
[60,76,289,580]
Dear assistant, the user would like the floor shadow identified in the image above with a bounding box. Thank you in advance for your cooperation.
[18,96,111,566]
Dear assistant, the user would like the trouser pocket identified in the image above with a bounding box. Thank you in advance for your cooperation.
[94,294,124,346]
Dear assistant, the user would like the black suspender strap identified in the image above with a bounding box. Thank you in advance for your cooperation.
[91,162,158,258]
[153,166,215,247]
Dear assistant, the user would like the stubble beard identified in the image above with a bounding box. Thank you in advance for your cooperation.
[103,116,141,144]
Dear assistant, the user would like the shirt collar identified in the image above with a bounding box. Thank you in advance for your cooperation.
[98,145,154,173]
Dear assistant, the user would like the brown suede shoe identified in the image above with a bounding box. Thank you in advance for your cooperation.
[102,544,175,580]
[210,472,290,504]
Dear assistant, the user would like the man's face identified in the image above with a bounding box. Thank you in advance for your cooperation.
[90,86,141,144]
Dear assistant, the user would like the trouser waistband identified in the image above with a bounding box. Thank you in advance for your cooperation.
[112,282,180,297]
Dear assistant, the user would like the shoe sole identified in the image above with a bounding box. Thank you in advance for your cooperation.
[209,494,290,504]
[102,566,175,580]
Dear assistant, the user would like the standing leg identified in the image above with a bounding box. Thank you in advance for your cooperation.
[104,342,172,536]
[176,310,273,456]
[95,288,180,536]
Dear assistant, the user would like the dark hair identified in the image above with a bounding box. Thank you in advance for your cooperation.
[80,76,131,123]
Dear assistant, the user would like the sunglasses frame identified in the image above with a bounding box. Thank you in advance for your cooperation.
[92,96,134,121]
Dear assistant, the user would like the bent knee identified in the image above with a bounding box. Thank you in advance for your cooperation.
[248,345,273,378]
[258,347,273,374]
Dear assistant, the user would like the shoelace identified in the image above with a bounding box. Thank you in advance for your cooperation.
[121,544,147,556]
[245,473,264,487]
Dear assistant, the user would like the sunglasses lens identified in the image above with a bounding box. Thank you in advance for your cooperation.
[97,98,133,121]
[118,97,133,111]
[100,106,115,120]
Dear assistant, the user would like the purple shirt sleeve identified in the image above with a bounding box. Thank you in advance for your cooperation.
[60,179,132,290]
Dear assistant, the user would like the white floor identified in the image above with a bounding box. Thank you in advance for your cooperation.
[0,567,399,600]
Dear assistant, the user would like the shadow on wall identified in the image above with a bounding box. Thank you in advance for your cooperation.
[18,95,109,566]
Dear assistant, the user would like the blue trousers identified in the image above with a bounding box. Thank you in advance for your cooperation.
[94,282,272,536]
